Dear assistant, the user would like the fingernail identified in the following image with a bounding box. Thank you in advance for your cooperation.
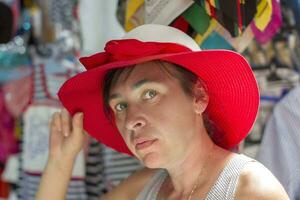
[78,112,83,118]
[64,132,69,137]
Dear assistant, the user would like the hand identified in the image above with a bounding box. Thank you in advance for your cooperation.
[37,109,86,200]
[48,108,86,164]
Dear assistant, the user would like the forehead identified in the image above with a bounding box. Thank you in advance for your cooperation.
[113,61,178,87]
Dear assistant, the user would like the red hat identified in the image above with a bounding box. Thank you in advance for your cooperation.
[58,24,259,155]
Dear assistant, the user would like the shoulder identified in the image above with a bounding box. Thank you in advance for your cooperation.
[100,167,159,200]
[234,160,290,200]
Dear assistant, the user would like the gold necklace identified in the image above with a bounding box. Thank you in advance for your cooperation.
[187,143,215,200]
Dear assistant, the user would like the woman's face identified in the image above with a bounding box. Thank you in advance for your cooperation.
[108,61,206,168]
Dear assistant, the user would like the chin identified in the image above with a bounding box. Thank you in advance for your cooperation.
[140,152,164,168]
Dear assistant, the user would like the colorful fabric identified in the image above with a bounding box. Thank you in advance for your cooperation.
[125,0,144,31]
[251,0,282,44]
[0,89,17,163]
[193,0,257,37]
[253,0,273,31]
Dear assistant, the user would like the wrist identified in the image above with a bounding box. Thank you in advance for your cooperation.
[47,156,75,176]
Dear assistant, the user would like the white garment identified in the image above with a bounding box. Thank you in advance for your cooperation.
[22,105,85,176]
[145,0,193,25]
[257,86,300,200]
[78,0,125,55]
[2,154,19,183]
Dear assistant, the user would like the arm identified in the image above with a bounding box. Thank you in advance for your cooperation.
[235,161,290,200]
[36,109,86,200]
[36,157,75,200]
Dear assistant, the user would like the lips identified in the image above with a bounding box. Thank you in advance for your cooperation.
[134,138,157,151]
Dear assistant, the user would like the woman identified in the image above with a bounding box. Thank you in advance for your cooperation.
[36,24,289,199]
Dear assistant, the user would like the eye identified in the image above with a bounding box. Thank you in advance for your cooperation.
[115,102,127,112]
[143,89,157,100]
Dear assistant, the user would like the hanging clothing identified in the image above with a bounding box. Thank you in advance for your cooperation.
[85,137,107,199]
[85,137,142,199]
[181,3,212,36]
[124,0,144,31]
[284,0,300,39]
[10,63,87,200]
[18,171,86,200]
[0,88,17,164]
[50,0,77,30]
[2,72,31,118]
[193,0,257,37]
[250,0,282,44]
[144,0,193,25]
[101,145,142,188]
[78,0,124,54]
[257,86,300,200]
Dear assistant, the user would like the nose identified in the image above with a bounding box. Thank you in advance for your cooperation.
[125,106,146,132]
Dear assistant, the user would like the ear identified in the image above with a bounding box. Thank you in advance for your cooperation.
[193,80,209,115]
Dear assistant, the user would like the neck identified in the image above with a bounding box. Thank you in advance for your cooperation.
[164,127,215,197]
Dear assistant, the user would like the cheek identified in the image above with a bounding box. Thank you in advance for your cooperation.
[156,96,196,142]
[115,118,138,153]
[115,118,129,142]
[159,93,194,120]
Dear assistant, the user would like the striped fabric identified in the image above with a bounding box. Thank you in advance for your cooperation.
[85,138,106,199]
[85,137,142,199]
[16,64,87,200]
[18,172,86,200]
[136,154,255,200]
[205,155,255,200]
[257,86,300,200]
[102,146,142,187]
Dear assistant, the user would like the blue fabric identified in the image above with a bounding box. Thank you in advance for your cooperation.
[200,32,234,50]
[257,86,300,200]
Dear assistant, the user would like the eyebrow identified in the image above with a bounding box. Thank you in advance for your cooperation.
[109,79,154,101]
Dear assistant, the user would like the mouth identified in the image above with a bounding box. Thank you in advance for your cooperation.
[135,138,158,151]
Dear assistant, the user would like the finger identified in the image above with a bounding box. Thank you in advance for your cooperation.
[71,112,84,139]
[49,112,62,133]
[61,108,71,137]
[49,112,63,146]
[53,112,62,132]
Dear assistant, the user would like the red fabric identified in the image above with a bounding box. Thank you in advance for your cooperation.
[170,16,190,33]
[236,0,242,33]
[58,39,259,155]
[208,1,216,18]
[0,168,10,198]
[80,39,191,70]
[3,72,32,118]
[0,89,17,163]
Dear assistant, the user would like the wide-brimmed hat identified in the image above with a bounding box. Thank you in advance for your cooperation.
[58,24,259,155]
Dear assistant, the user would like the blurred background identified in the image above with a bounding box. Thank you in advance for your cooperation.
[0,0,299,199]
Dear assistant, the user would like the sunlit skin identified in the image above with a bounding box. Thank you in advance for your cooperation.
[108,61,209,169]
[107,61,227,199]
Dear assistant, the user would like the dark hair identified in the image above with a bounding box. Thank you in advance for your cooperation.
[102,61,218,137]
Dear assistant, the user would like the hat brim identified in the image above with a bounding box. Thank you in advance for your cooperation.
[58,50,259,155]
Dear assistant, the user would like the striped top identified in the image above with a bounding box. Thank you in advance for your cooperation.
[136,154,255,200]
